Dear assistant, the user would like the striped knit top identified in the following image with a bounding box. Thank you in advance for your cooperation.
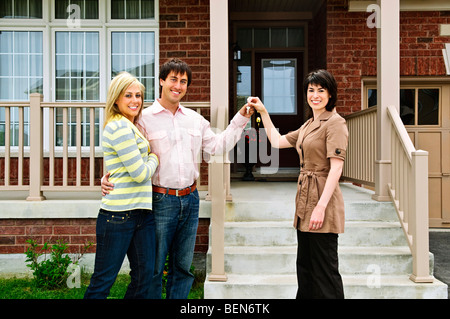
[101,115,159,211]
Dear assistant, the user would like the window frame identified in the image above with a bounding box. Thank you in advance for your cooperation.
[363,79,443,128]
[0,0,160,153]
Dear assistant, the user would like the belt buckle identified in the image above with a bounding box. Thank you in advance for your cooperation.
[176,189,180,196]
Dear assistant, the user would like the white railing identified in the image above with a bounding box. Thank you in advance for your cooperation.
[343,105,433,283]
[342,107,376,187]
[0,93,209,200]
[386,104,433,283]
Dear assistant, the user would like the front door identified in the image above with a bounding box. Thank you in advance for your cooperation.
[255,52,304,168]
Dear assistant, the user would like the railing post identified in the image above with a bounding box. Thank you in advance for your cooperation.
[27,93,46,201]
[208,156,227,282]
[410,150,434,283]
[208,0,229,282]
[373,0,400,201]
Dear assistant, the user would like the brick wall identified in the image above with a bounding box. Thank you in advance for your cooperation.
[159,0,210,102]
[0,217,209,254]
[326,1,450,116]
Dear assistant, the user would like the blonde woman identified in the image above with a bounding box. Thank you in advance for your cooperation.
[84,72,159,299]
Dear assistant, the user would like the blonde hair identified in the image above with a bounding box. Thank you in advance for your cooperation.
[104,72,145,130]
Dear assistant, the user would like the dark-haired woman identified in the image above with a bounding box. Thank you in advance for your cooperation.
[248,69,348,299]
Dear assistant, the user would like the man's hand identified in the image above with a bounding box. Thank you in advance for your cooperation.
[246,96,267,114]
[238,103,255,118]
[101,172,114,196]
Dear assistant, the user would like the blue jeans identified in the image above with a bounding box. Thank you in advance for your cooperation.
[84,208,156,299]
[149,189,199,299]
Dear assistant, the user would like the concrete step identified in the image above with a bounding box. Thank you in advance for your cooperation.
[204,274,448,299]
[225,182,399,222]
[220,221,408,247]
[206,245,417,276]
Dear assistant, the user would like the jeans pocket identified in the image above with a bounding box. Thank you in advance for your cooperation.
[152,192,166,203]
[99,210,129,224]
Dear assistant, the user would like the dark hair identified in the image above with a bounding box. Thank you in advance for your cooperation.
[159,58,192,86]
[303,69,338,111]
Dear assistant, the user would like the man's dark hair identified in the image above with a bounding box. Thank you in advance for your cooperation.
[303,69,338,111]
[159,58,192,87]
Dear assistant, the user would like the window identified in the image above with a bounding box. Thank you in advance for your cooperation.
[0,31,42,146]
[237,27,305,49]
[111,0,155,19]
[366,87,440,126]
[0,0,42,19]
[111,31,156,101]
[0,0,159,149]
[55,0,99,19]
[55,31,99,101]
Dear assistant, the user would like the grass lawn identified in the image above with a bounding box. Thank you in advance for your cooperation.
[0,273,204,299]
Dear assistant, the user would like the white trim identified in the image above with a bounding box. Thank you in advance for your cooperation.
[443,44,450,76]
[349,0,450,12]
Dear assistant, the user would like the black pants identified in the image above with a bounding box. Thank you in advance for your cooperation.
[296,229,344,299]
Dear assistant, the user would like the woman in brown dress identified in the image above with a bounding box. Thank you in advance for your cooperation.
[248,69,348,299]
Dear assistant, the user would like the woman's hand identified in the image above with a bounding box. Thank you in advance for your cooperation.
[247,96,267,114]
[309,204,326,231]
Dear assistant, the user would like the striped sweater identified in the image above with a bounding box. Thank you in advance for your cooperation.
[101,115,159,211]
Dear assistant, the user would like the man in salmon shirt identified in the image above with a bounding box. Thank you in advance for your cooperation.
[102,58,254,299]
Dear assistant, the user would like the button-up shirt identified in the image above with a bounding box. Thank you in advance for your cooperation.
[140,99,249,189]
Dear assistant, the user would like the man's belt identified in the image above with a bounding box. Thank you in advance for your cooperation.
[152,182,197,197]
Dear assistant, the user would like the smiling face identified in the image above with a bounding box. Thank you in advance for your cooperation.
[306,83,331,116]
[115,83,143,122]
[159,71,188,108]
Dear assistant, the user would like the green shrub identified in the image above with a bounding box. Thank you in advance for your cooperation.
[24,239,91,290]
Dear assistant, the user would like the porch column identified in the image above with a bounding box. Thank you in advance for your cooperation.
[208,0,229,282]
[27,93,46,201]
[373,0,400,201]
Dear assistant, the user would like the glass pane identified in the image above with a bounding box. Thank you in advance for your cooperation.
[111,32,125,54]
[0,54,13,76]
[86,55,99,77]
[71,78,83,100]
[141,32,155,53]
[126,0,140,19]
[56,32,70,54]
[55,0,69,19]
[254,28,269,48]
[0,78,13,100]
[56,54,69,77]
[56,78,70,100]
[141,55,154,76]
[418,89,439,125]
[71,55,83,77]
[30,32,43,53]
[112,55,125,76]
[85,32,98,54]
[141,0,155,19]
[14,32,28,53]
[127,33,140,54]
[0,32,13,53]
[85,78,99,100]
[111,0,124,19]
[14,55,28,76]
[71,32,84,54]
[29,0,42,18]
[288,27,304,47]
[85,0,99,19]
[29,78,43,94]
[262,59,297,114]
[0,1,13,18]
[368,89,377,107]
[127,55,141,76]
[400,89,415,125]
[237,28,252,49]
[14,0,28,18]
[271,28,286,48]
[14,78,28,100]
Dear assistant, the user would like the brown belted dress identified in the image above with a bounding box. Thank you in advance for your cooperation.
[285,111,349,234]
